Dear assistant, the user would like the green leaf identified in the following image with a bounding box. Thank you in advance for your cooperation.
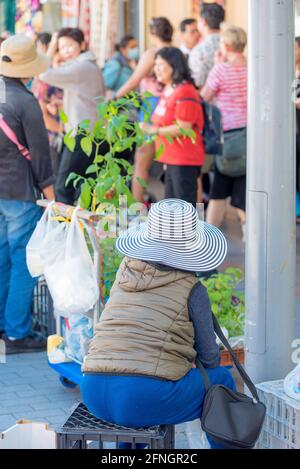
[65,172,78,187]
[211,304,219,315]
[136,177,148,189]
[165,134,174,145]
[96,101,108,119]
[94,154,104,164]
[59,109,68,124]
[79,119,91,130]
[64,131,76,152]
[92,120,104,138]
[80,136,93,157]
[79,181,91,209]
[155,142,165,160]
[85,164,98,175]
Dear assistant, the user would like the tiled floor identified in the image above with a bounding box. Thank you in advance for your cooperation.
[0,197,299,448]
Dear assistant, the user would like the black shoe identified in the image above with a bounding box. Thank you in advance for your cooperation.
[3,333,47,354]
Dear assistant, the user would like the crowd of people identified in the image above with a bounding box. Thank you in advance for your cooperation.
[0,2,291,451]
[0,2,248,352]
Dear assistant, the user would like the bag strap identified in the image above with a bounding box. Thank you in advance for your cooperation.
[212,314,259,401]
[197,313,260,402]
[0,113,31,161]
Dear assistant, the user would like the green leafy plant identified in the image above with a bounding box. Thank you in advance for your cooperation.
[63,91,198,299]
[200,268,245,338]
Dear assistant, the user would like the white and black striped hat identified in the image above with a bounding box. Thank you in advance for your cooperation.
[115,199,227,272]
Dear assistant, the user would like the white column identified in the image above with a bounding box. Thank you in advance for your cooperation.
[245,0,296,383]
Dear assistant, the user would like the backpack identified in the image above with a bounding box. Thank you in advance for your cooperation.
[201,99,223,156]
[103,55,132,92]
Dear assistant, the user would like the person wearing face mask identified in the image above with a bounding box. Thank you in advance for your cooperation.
[103,35,138,95]
[39,27,105,204]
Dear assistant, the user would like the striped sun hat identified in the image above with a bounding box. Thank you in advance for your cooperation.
[115,199,227,272]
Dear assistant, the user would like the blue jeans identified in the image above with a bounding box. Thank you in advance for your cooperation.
[0,199,42,338]
[81,367,236,450]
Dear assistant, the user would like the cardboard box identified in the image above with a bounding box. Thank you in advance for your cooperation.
[0,420,56,449]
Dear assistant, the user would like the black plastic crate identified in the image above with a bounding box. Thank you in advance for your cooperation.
[56,403,175,449]
[31,278,56,337]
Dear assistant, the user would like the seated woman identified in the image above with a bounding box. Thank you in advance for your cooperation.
[81,199,236,449]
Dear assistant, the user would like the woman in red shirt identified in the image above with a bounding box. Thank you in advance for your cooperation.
[140,47,205,205]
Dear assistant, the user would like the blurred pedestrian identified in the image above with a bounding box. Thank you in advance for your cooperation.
[103,35,138,95]
[189,2,225,90]
[140,47,205,205]
[0,34,55,353]
[179,18,200,59]
[116,17,173,203]
[201,24,247,231]
[36,32,52,54]
[39,27,105,204]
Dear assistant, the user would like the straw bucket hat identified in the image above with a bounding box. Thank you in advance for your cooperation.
[0,34,49,78]
[116,199,228,272]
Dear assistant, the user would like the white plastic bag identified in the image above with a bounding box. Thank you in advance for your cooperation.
[26,201,56,277]
[63,314,93,364]
[184,420,211,449]
[44,207,99,317]
[284,362,300,401]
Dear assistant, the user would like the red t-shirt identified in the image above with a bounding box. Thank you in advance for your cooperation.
[152,82,205,166]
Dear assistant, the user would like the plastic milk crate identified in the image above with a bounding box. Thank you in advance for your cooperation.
[255,380,300,449]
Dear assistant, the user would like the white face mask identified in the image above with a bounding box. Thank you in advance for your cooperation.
[128,47,139,61]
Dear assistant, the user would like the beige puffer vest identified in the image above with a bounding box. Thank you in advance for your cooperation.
[83,257,199,381]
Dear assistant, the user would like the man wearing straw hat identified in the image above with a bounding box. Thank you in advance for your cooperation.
[82,199,236,449]
[0,34,55,353]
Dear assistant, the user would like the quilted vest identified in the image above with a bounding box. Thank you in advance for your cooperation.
[83,257,199,381]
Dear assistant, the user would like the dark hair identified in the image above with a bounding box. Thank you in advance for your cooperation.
[296,37,300,48]
[37,32,52,46]
[180,18,197,33]
[149,17,173,43]
[57,27,85,45]
[115,35,135,52]
[155,47,195,86]
[200,2,225,30]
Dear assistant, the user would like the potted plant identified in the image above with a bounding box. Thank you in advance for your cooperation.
[200,268,245,366]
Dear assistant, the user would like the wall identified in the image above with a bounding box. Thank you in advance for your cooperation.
[143,0,248,48]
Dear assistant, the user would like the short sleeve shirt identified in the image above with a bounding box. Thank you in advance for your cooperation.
[206,62,248,131]
[152,82,205,166]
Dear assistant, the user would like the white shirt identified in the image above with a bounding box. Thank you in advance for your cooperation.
[180,43,193,58]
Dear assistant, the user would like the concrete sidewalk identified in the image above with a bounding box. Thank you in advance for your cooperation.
[0,213,299,449]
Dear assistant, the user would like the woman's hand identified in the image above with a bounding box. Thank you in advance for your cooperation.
[139,122,158,135]
[47,32,59,59]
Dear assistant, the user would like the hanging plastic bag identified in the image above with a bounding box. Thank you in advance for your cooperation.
[26,201,56,277]
[63,314,94,364]
[44,207,99,317]
[284,362,300,401]
[185,420,211,449]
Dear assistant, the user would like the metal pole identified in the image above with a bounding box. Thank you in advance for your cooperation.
[245,0,296,383]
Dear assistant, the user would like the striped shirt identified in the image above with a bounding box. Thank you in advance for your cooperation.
[206,62,247,132]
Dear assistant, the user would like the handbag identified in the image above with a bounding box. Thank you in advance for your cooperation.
[216,127,247,177]
[197,314,266,450]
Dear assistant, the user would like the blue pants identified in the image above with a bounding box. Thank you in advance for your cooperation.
[0,199,42,338]
[81,367,236,449]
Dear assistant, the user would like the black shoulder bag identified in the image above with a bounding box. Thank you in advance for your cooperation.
[197,314,266,450]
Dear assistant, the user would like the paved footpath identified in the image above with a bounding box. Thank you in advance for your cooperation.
[0,212,299,449]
